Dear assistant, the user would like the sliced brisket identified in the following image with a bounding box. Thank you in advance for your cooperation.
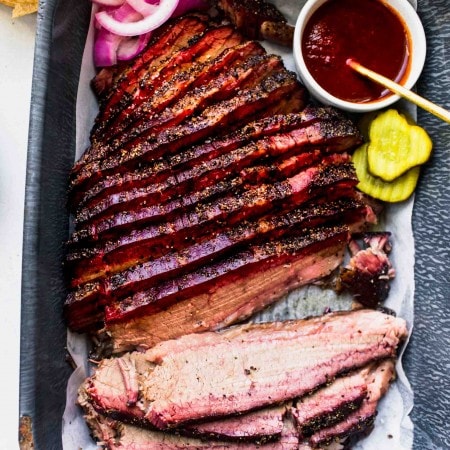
[92,24,241,144]
[183,404,288,442]
[73,117,361,228]
[65,160,358,285]
[69,12,401,450]
[79,387,299,450]
[88,15,210,148]
[103,26,247,147]
[66,226,349,333]
[64,198,373,332]
[84,309,406,429]
[308,359,396,447]
[292,367,369,437]
[109,48,275,150]
[72,106,352,216]
[69,70,306,195]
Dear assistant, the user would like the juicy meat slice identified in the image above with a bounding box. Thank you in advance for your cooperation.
[84,309,407,429]
[91,14,209,102]
[108,40,266,150]
[109,422,299,450]
[80,356,288,443]
[94,24,240,142]
[78,387,299,450]
[96,230,353,353]
[70,197,369,304]
[73,107,348,216]
[183,404,288,442]
[69,70,306,195]
[338,232,395,307]
[308,359,396,447]
[73,116,361,228]
[104,26,247,147]
[64,197,372,329]
[77,176,248,242]
[71,153,351,244]
[65,160,358,285]
[66,226,349,333]
[292,367,369,437]
[88,15,210,148]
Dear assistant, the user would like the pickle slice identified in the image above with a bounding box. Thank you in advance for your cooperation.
[366,109,432,181]
[352,144,420,203]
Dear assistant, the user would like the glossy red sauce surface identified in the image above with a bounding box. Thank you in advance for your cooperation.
[302,0,410,103]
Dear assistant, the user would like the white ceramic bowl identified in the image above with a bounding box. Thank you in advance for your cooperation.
[293,0,427,113]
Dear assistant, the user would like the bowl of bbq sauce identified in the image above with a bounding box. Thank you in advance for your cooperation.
[293,0,426,112]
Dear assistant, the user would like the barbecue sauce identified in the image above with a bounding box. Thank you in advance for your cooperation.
[301,0,410,103]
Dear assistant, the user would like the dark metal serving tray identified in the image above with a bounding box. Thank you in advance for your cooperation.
[19,0,450,448]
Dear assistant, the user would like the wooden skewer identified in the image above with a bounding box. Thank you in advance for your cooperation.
[347,59,450,124]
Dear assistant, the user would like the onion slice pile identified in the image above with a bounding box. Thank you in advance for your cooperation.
[92,0,208,67]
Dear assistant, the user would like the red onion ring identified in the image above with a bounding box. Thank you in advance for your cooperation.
[117,32,152,60]
[92,0,208,67]
[110,2,143,22]
[95,0,180,36]
[126,0,158,16]
[94,27,122,66]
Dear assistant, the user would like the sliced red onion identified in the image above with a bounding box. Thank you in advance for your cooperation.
[126,0,158,16]
[117,31,152,60]
[94,27,122,67]
[110,2,143,22]
[92,0,210,67]
[95,0,180,36]
[92,0,126,6]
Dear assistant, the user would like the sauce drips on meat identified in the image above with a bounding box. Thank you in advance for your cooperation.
[301,0,410,103]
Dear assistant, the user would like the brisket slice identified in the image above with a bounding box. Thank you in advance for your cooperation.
[88,15,210,147]
[110,421,299,449]
[82,52,284,200]
[80,356,288,443]
[92,23,240,144]
[74,116,361,228]
[66,225,349,333]
[94,228,349,352]
[292,366,369,437]
[103,26,247,147]
[65,160,358,284]
[92,13,210,103]
[182,404,288,442]
[73,107,346,215]
[78,389,299,449]
[69,70,306,194]
[85,309,407,429]
[78,176,248,242]
[71,197,370,302]
[64,198,372,329]
[78,360,391,447]
[308,359,396,447]
[108,42,269,150]
[71,150,335,243]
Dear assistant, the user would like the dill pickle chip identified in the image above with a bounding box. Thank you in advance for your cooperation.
[366,109,432,181]
[352,143,420,203]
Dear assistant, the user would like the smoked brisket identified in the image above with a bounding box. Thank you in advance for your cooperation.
[69,15,402,450]
[81,309,406,432]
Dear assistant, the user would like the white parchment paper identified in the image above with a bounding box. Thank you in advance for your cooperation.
[62,1,417,448]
